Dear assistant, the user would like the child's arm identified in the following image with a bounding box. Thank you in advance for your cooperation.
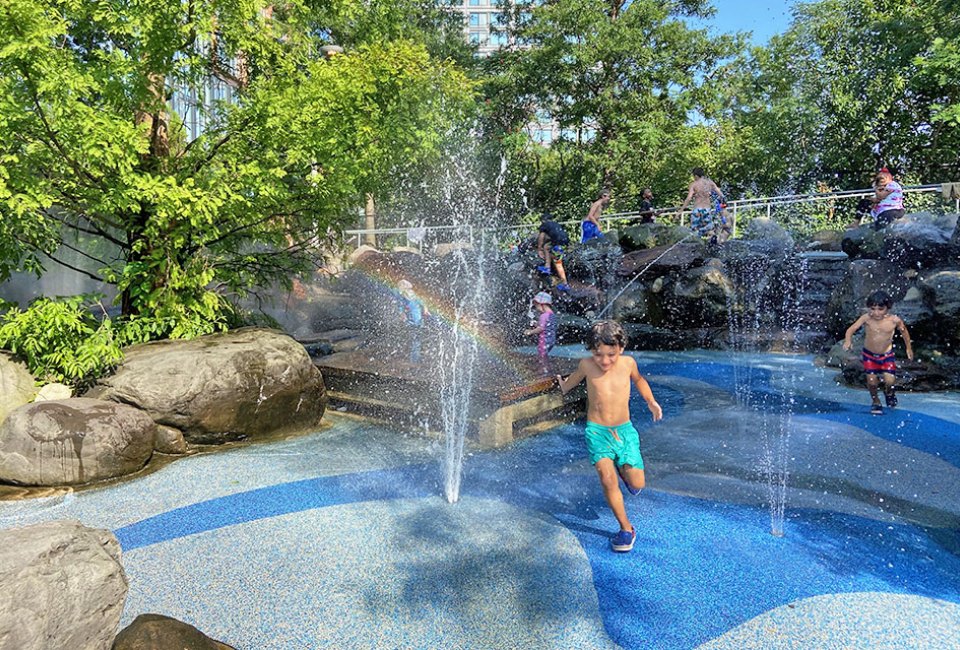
[630,359,663,421]
[524,324,544,336]
[556,361,587,395]
[711,181,724,203]
[896,316,914,360]
[842,315,867,350]
[876,183,895,200]
[679,185,694,211]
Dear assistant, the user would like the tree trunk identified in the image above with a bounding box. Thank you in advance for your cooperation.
[364,193,377,247]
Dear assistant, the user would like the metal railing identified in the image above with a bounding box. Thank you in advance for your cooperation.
[343,182,960,251]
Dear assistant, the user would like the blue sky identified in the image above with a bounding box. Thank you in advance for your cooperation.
[697,0,796,45]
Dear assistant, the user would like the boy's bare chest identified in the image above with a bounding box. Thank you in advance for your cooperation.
[864,317,896,336]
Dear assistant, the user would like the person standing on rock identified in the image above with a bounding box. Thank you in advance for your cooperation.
[680,168,724,240]
[537,212,571,293]
[582,190,609,243]
[638,188,656,224]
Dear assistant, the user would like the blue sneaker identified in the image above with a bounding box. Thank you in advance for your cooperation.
[556,283,570,292]
[536,265,551,275]
[611,528,636,552]
[619,472,641,496]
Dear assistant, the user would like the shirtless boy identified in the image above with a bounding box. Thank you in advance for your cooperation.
[680,168,724,240]
[843,290,914,414]
[582,190,609,243]
[557,320,663,552]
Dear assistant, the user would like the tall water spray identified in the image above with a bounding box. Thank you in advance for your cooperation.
[438,241,485,503]
[430,136,505,503]
[724,247,807,536]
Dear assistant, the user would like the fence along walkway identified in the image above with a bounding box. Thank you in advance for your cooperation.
[343,182,960,251]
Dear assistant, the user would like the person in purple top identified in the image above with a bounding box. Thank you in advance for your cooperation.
[871,168,905,230]
[524,291,557,368]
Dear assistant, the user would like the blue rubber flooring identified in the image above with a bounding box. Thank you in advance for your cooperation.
[4,350,960,648]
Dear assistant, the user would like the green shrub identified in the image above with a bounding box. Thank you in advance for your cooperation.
[0,295,124,390]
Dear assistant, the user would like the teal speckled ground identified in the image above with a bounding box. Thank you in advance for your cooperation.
[2,350,959,649]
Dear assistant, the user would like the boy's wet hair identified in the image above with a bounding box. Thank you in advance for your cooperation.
[692,167,705,178]
[588,320,627,350]
[866,290,893,309]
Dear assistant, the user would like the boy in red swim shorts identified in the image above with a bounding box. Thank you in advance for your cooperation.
[843,290,914,415]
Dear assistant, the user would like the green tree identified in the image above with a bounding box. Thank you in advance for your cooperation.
[722,0,960,193]
[481,0,741,217]
[0,0,473,338]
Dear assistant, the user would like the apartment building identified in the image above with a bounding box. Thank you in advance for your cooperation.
[449,0,513,56]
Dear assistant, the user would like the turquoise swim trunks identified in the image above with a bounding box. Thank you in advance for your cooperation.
[584,421,644,469]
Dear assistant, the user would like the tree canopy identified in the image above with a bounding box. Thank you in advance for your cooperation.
[2,0,959,344]
[481,0,741,218]
[0,0,473,337]
[718,0,960,194]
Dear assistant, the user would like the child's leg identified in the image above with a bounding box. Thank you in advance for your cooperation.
[882,372,897,406]
[595,458,632,532]
[555,260,568,284]
[866,373,881,404]
[619,464,645,492]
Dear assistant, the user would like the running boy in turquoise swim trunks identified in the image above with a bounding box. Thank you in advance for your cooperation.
[556,320,663,552]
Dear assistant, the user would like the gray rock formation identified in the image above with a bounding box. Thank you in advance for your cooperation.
[825,259,912,335]
[112,614,235,650]
[34,382,73,402]
[153,425,187,455]
[0,352,35,425]
[920,270,960,349]
[87,328,326,444]
[0,520,127,650]
[0,398,156,486]
[881,214,957,268]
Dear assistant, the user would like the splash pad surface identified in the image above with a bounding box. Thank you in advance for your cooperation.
[2,350,959,649]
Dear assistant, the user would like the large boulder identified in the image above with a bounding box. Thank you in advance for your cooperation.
[739,217,795,258]
[0,398,156,486]
[617,242,705,279]
[825,259,912,336]
[841,225,886,259]
[880,213,958,268]
[619,223,690,251]
[919,270,960,349]
[564,237,622,289]
[112,614,235,650]
[0,352,35,425]
[659,261,734,328]
[86,328,326,444]
[0,520,127,650]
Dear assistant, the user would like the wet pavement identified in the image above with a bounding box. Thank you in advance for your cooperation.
[2,349,959,649]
